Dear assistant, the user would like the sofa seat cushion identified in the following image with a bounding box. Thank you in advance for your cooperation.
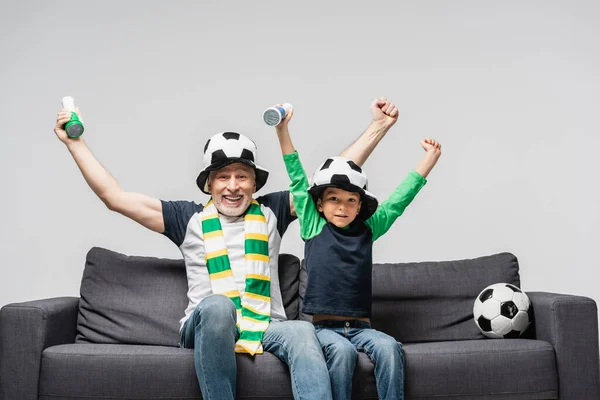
[40,339,557,400]
[403,339,558,399]
[39,343,295,399]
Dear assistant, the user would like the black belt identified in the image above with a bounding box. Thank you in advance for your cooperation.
[313,319,371,329]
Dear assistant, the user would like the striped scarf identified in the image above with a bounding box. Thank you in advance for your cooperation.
[201,200,271,355]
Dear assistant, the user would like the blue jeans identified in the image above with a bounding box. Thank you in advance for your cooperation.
[180,294,333,400]
[314,320,405,400]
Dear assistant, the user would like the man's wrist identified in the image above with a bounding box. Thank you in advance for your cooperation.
[65,137,86,152]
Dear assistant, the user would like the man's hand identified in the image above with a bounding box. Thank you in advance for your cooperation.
[370,97,398,130]
[54,107,83,144]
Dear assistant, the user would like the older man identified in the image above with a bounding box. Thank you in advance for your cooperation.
[53,98,399,400]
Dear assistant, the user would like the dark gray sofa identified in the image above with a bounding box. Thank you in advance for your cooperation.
[1,247,599,400]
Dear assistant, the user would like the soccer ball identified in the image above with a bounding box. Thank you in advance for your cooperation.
[473,283,532,338]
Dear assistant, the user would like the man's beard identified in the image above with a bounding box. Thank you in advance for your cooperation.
[213,195,252,217]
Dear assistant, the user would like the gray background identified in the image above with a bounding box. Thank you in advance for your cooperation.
[1,1,599,328]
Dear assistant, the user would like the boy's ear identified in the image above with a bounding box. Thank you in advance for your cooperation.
[316,198,323,212]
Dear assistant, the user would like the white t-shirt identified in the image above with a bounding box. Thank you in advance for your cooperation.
[161,191,295,329]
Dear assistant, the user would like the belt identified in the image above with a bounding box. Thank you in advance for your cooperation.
[313,319,371,329]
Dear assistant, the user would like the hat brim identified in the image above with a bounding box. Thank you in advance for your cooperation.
[196,158,269,195]
[308,184,378,220]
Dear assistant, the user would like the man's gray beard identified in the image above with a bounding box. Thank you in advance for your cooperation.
[214,198,252,217]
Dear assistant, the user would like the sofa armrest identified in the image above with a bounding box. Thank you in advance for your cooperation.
[0,297,79,400]
[528,291,600,400]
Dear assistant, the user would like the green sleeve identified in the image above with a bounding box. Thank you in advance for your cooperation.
[365,170,427,241]
[283,152,326,240]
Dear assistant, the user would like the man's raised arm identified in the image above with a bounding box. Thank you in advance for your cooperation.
[54,108,164,233]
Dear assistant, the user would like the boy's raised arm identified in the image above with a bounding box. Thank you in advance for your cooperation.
[274,106,296,156]
[415,138,442,178]
[340,97,399,166]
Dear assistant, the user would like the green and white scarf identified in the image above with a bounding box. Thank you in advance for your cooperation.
[201,199,271,355]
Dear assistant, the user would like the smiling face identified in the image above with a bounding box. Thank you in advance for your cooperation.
[208,162,256,217]
[317,187,362,228]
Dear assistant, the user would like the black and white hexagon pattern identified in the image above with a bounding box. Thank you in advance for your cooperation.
[311,156,367,191]
[203,132,257,166]
[473,283,532,339]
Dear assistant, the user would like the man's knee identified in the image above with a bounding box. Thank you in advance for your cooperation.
[285,320,317,341]
[269,320,322,351]
[192,295,237,328]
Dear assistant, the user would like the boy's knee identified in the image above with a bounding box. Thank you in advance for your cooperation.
[373,339,404,364]
[325,340,356,361]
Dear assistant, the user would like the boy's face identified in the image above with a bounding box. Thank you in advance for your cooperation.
[317,187,362,228]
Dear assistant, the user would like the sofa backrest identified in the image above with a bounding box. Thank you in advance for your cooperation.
[77,248,520,346]
[76,247,301,346]
[369,253,520,343]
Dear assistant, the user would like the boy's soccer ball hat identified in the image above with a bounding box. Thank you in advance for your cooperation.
[308,156,378,220]
[196,132,269,194]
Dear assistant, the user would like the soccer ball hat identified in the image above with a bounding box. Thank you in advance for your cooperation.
[196,132,269,194]
[308,156,378,220]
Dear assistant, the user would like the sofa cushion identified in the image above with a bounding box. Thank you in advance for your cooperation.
[39,339,557,400]
[403,339,558,399]
[76,247,301,346]
[372,252,521,343]
[76,247,188,346]
[39,343,294,399]
[278,253,301,320]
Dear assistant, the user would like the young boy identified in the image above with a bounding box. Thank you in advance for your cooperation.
[273,102,442,400]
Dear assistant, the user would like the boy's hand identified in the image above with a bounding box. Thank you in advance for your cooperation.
[274,103,294,128]
[415,138,442,178]
[420,138,442,156]
[371,97,398,129]
[54,107,83,144]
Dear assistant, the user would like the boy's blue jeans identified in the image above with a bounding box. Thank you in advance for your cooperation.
[180,294,333,400]
[314,320,405,400]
